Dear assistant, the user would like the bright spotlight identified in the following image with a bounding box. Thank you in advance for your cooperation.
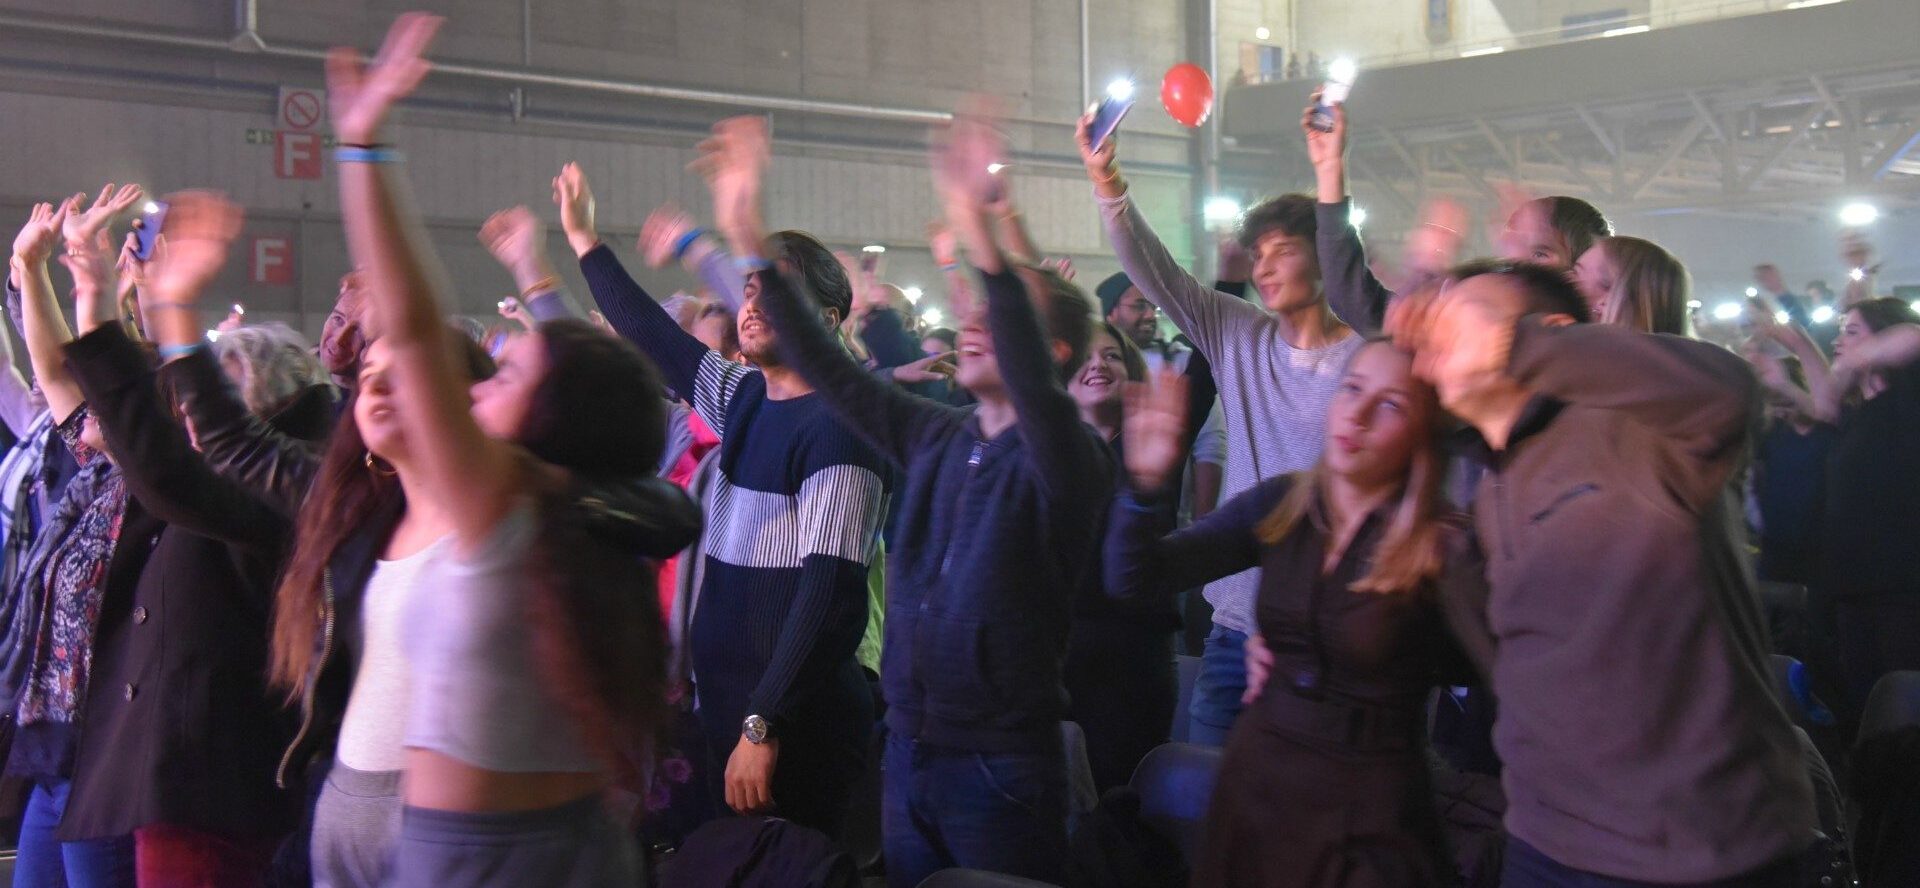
[862,244,886,254]
[1202,196,1242,226]
[1810,305,1836,324]
[1254,26,1270,40]
[1712,302,1742,321]
[1839,202,1879,226]
[1746,287,1759,298]
[1349,205,1368,229]
[1849,267,1867,282]
[921,308,944,326]
[902,286,924,304]
[1774,310,1791,325]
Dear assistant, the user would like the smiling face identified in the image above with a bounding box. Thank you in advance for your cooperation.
[1069,329,1131,415]
[321,273,367,380]
[1107,287,1158,345]
[1250,229,1322,314]
[1324,341,1431,488]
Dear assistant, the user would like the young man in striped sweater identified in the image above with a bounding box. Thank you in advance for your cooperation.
[554,164,888,840]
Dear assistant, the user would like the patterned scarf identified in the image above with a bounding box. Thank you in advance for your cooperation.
[0,407,127,729]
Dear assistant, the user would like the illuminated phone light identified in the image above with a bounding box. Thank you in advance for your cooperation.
[1202,196,1243,226]
[142,201,161,215]
[1849,268,1867,282]
[902,286,924,305]
[1746,286,1759,298]
[1106,79,1135,102]
[1327,58,1357,85]
[862,244,887,254]
[1774,310,1791,325]
[1686,300,1703,310]
[921,308,944,327]
[1838,202,1878,226]
[1711,302,1742,321]
[1910,300,1920,315]
[205,329,222,342]
[986,163,1006,175]
[1459,46,1505,58]
[1810,305,1836,324]
[1600,24,1652,37]
[1348,205,1368,229]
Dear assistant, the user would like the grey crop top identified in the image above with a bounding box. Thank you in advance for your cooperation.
[400,503,601,773]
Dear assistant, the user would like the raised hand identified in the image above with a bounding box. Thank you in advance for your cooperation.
[1041,256,1076,282]
[59,229,121,334]
[144,190,244,308]
[496,295,532,331]
[326,11,442,146]
[689,117,771,259]
[1300,89,1347,171]
[1120,368,1191,493]
[1074,110,1123,199]
[1403,197,1468,279]
[62,183,144,249]
[11,201,69,268]
[1216,232,1253,284]
[891,351,957,385]
[933,101,1008,214]
[478,205,557,293]
[551,163,600,258]
[638,204,699,269]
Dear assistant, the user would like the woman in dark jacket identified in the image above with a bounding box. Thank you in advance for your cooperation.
[1107,339,1478,888]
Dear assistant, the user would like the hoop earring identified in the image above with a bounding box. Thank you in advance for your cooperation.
[364,452,397,477]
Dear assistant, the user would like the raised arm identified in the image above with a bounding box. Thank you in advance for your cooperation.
[692,115,952,465]
[1303,97,1390,334]
[479,205,581,322]
[638,204,747,313]
[1077,116,1265,358]
[12,201,81,423]
[329,13,522,549]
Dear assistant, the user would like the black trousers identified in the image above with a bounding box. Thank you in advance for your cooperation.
[1065,617,1177,791]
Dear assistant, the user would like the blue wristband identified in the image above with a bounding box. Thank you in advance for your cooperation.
[733,255,773,275]
[158,343,204,360]
[335,146,404,164]
[670,228,707,262]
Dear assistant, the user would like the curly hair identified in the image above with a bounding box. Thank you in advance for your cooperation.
[213,323,331,416]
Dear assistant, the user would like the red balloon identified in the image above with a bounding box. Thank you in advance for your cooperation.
[1160,63,1215,128]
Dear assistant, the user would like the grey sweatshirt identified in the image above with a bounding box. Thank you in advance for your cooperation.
[1098,192,1358,634]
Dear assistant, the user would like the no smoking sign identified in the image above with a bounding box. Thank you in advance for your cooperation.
[277,86,326,132]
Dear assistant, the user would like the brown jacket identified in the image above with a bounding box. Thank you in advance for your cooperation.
[1474,318,1813,881]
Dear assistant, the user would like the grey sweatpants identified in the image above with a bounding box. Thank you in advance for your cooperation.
[311,762,403,888]
[384,793,639,888]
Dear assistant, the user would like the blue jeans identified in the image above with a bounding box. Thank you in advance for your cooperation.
[13,778,136,888]
[1503,838,1798,888]
[881,732,1067,888]
[1188,624,1248,747]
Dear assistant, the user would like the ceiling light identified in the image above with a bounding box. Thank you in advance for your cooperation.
[1459,46,1505,58]
[1712,302,1742,321]
[1600,24,1652,37]
[1839,202,1879,226]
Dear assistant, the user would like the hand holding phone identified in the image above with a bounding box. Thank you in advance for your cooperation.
[133,201,169,261]
[1309,59,1357,133]
[1088,79,1137,151]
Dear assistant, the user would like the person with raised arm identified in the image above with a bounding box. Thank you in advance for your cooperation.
[1080,105,1359,746]
[325,13,698,885]
[718,105,1110,886]
[1108,336,1478,887]
[555,159,889,839]
[1387,261,1814,886]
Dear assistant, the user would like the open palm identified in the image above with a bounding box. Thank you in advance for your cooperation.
[62,183,143,248]
[327,12,442,146]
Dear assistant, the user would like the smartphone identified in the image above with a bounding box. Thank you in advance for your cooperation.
[133,201,168,261]
[1088,94,1136,150]
[1309,61,1358,132]
[230,303,246,316]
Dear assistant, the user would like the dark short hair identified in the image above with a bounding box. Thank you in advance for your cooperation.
[1238,194,1318,250]
[1021,264,1097,383]
[770,230,852,323]
[1448,259,1591,324]
[1532,196,1613,261]
[1850,297,1920,334]
[523,319,668,478]
[924,327,958,349]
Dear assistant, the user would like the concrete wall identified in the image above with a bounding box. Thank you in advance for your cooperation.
[0,0,1208,340]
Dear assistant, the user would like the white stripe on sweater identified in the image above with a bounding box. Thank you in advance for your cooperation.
[703,464,886,569]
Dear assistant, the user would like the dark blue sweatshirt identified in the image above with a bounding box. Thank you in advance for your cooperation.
[755,262,1115,753]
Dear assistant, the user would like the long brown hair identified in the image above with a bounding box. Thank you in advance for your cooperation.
[1253,340,1447,594]
[268,395,401,699]
[1597,236,1691,336]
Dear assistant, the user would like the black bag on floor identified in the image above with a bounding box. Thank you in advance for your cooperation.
[654,815,859,888]
[1066,787,1187,888]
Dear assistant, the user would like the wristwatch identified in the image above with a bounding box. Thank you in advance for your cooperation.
[742,714,771,745]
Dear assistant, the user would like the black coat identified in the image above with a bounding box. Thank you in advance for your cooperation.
[56,326,333,841]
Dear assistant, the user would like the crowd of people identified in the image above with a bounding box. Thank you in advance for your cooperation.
[0,10,1913,888]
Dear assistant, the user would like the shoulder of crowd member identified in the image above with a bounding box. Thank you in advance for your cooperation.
[562,473,702,560]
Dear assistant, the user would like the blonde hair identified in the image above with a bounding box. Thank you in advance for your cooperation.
[213,323,330,416]
[1597,236,1691,336]
[1253,341,1447,594]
